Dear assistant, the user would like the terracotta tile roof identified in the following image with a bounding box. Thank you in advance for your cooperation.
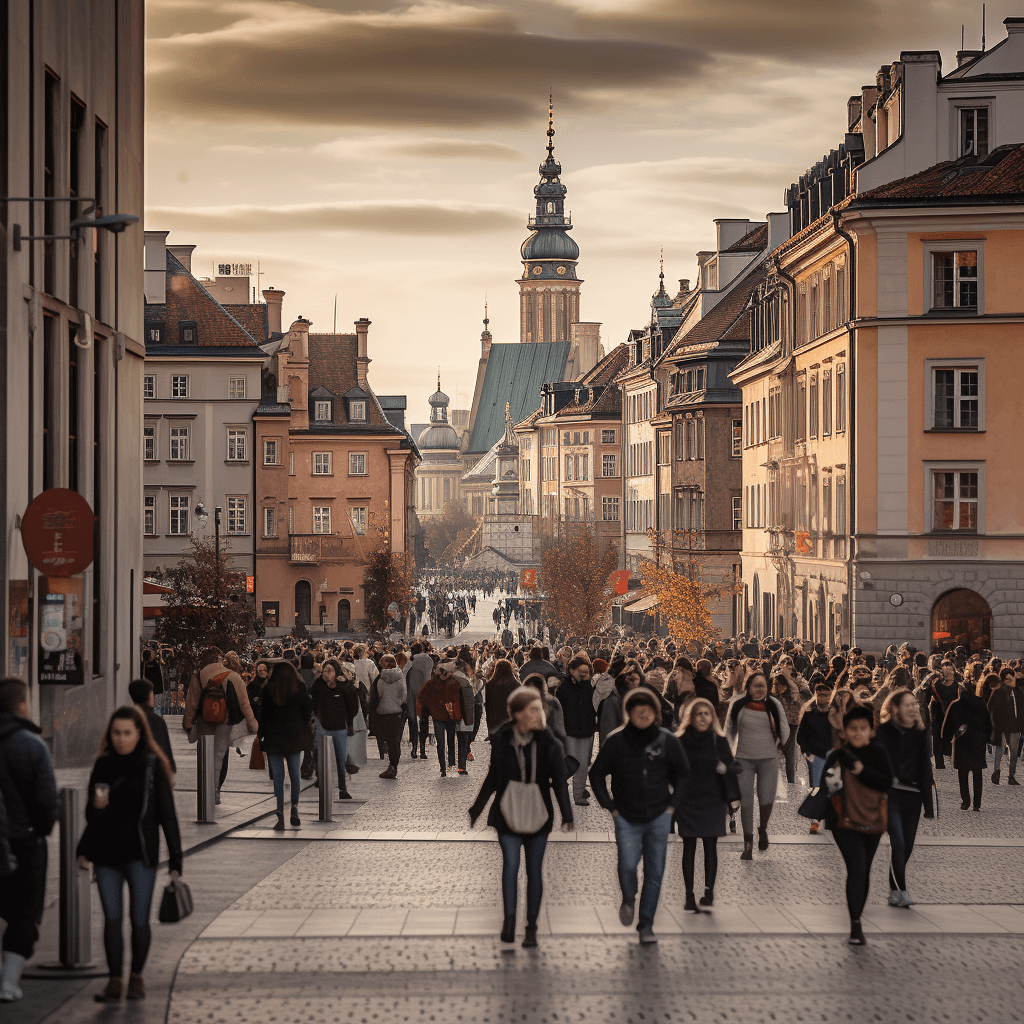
[305,333,400,434]
[224,304,268,343]
[723,223,768,252]
[145,252,261,349]
[670,261,765,353]
[853,145,1024,204]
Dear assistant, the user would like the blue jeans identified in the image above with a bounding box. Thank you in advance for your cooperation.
[95,861,158,977]
[806,754,826,788]
[316,726,348,789]
[267,752,302,810]
[497,831,549,926]
[613,810,673,929]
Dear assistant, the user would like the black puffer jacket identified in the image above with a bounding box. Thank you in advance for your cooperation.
[796,705,833,760]
[942,690,993,771]
[311,677,360,732]
[557,675,597,738]
[876,721,934,817]
[589,723,690,824]
[988,685,1024,736]
[258,689,314,755]
[0,713,58,840]
[78,749,183,875]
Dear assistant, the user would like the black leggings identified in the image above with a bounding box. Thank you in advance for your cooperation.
[887,789,923,891]
[832,828,881,922]
[959,768,983,808]
[681,837,718,895]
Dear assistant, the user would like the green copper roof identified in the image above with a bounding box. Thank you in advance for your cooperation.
[467,341,570,453]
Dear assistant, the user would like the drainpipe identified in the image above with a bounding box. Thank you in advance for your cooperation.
[831,208,856,648]
[775,258,798,636]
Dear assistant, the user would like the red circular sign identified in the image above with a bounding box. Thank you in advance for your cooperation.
[21,489,95,577]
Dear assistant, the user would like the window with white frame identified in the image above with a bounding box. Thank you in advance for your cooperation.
[169,495,190,535]
[226,496,246,534]
[228,377,246,400]
[822,371,833,436]
[169,425,190,461]
[263,507,276,538]
[348,452,366,476]
[226,428,247,461]
[144,495,156,536]
[143,424,156,461]
[960,107,989,158]
[143,374,156,399]
[350,506,367,535]
[732,495,742,531]
[313,452,333,475]
[602,496,619,521]
[602,454,617,477]
[731,419,742,458]
[835,365,847,432]
[601,429,616,444]
[931,467,980,532]
[312,506,332,534]
[349,400,366,421]
[170,375,189,399]
[314,401,332,422]
[932,250,978,310]
[263,439,279,465]
[931,364,981,430]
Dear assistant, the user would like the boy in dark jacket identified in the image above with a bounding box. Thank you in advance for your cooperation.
[589,689,690,945]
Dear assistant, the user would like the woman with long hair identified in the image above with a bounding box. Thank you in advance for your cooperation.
[483,658,520,736]
[76,707,181,1002]
[258,661,314,830]
[877,688,933,907]
[469,687,573,948]
[311,658,359,799]
[675,698,737,911]
[726,670,788,860]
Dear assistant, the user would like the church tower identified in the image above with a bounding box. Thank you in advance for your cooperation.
[519,100,581,344]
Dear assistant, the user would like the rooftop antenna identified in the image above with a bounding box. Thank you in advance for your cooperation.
[333,293,337,334]
[982,3,986,51]
[962,24,965,50]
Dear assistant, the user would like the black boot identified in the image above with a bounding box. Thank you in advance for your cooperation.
[500,914,516,943]
[290,805,301,827]
[741,834,753,860]
[273,812,285,832]
[522,925,538,948]
[684,892,706,914]
[848,920,866,945]
[758,802,773,850]
[699,887,714,908]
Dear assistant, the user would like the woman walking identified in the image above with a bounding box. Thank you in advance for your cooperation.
[258,661,314,830]
[942,679,993,810]
[727,671,789,859]
[468,687,573,948]
[417,660,471,775]
[372,655,408,780]
[76,707,182,1002]
[820,705,893,945]
[675,698,738,912]
[311,659,359,799]
[876,688,934,907]
[988,668,1024,785]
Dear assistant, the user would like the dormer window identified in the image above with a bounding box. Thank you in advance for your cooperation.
[147,325,162,343]
[179,320,198,344]
[314,400,332,422]
[349,400,366,422]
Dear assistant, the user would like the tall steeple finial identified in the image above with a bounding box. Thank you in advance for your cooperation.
[652,246,671,308]
[547,92,555,159]
[659,246,665,282]
[437,369,441,392]
[484,295,489,328]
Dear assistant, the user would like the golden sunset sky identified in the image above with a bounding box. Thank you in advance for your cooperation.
[145,0,1013,421]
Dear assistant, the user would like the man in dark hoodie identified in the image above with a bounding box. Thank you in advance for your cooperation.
[589,688,689,945]
[0,679,58,1001]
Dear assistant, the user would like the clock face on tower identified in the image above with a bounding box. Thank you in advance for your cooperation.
[532,266,542,275]
[556,266,566,275]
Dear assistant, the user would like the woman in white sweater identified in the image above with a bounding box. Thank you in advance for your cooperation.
[726,671,789,860]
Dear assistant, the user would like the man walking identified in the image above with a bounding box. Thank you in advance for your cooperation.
[589,688,689,945]
[556,657,598,806]
[0,679,58,1001]
[129,678,177,772]
[142,648,166,715]
[404,643,435,758]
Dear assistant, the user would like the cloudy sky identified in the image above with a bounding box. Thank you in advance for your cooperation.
[146,0,1013,421]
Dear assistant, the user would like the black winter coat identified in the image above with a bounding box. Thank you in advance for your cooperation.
[876,721,934,817]
[941,690,992,770]
[468,724,573,835]
[675,728,735,838]
[0,713,58,840]
[78,750,183,875]
[796,705,833,759]
[988,685,1024,736]
[589,723,690,824]
[557,675,597,738]
[311,677,360,732]
[258,689,314,755]
[143,706,176,773]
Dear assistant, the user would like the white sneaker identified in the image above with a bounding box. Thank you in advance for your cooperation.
[901,889,914,907]
[0,982,22,1002]
[888,890,903,906]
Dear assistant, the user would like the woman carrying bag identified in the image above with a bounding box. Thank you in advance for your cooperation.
[468,687,574,948]
[76,707,182,1003]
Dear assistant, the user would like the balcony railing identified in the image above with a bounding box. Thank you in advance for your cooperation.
[290,534,345,563]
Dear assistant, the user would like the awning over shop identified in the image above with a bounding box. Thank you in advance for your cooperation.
[624,594,658,614]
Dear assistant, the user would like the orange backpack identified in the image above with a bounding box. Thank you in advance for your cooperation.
[200,671,231,726]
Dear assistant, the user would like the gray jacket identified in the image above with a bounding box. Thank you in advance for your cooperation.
[375,669,408,715]
[404,653,435,701]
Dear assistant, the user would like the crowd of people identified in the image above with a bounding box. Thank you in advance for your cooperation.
[0,592,1020,1005]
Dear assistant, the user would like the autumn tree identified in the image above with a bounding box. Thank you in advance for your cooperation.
[423,502,478,566]
[362,524,416,632]
[539,525,618,636]
[155,537,256,683]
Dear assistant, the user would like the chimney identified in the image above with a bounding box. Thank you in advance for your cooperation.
[263,287,285,335]
[355,318,371,388]
[167,244,196,273]
[860,85,879,159]
[143,230,169,305]
[767,211,792,253]
[570,322,601,377]
[956,49,983,66]
[287,317,310,363]
[847,96,862,129]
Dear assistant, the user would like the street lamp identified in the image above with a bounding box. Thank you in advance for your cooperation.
[5,197,140,251]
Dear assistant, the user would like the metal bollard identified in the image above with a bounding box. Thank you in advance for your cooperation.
[318,734,334,822]
[196,732,216,823]
[58,787,92,968]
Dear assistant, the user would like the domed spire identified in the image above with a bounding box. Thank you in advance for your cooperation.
[428,375,450,422]
[651,247,671,308]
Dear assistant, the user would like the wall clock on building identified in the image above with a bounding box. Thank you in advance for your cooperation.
[889,594,903,607]
[556,266,566,275]
[532,266,542,275]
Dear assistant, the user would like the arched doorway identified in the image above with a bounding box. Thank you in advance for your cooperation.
[932,589,992,654]
[337,599,351,632]
[294,580,312,626]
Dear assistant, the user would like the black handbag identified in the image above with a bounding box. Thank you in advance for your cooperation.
[158,879,194,923]
[798,786,833,820]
